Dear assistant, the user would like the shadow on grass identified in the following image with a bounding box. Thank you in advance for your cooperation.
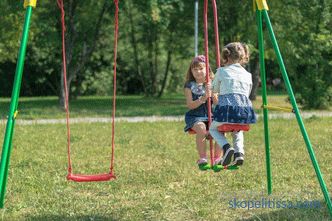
[237,200,330,221]
[27,215,118,221]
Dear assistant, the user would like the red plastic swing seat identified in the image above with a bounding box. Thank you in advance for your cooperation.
[67,173,116,182]
[188,124,250,134]
[217,124,250,132]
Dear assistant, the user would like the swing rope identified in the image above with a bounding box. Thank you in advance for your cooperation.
[110,0,119,174]
[203,0,250,167]
[211,0,221,68]
[57,0,119,182]
[57,0,72,174]
[203,0,214,166]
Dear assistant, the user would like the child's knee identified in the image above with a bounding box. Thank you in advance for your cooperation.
[193,122,207,135]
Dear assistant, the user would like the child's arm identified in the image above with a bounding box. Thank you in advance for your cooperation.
[212,68,221,95]
[211,92,218,105]
[247,73,253,98]
[184,88,207,110]
[206,82,218,105]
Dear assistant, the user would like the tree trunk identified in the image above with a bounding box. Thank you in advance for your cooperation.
[125,1,147,94]
[152,28,159,96]
[59,68,68,109]
[58,0,76,108]
[158,30,174,98]
[147,27,154,96]
[158,49,172,98]
[58,0,108,108]
[249,56,260,101]
[59,67,75,109]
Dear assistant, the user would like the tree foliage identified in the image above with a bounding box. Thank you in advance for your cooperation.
[0,0,331,109]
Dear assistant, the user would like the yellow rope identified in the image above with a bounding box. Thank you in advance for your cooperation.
[24,0,37,8]
[253,0,269,11]
[262,105,294,113]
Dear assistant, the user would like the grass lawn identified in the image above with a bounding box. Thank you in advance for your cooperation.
[0,94,293,119]
[0,117,331,220]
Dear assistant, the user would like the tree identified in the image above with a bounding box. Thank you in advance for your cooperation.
[56,0,114,107]
[1,1,331,109]
[122,0,193,97]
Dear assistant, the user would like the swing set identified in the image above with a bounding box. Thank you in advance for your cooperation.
[0,0,331,218]
[190,0,332,217]
[57,0,118,183]
[0,0,119,207]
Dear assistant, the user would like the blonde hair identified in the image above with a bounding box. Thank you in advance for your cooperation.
[221,42,250,66]
[185,57,214,84]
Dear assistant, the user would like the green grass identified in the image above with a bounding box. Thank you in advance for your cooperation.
[0,95,186,119]
[0,118,331,220]
[0,94,292,119]
[252,94,293,112]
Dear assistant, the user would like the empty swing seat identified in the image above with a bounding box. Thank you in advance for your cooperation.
[67,173,116,182]
[188,124,250,134]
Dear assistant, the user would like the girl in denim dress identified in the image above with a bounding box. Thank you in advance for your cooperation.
[184,55,221,170]
[209,43,257,167]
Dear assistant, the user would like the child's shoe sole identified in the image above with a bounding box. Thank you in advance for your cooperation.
[221,148,234,166]
[233,157,244,166]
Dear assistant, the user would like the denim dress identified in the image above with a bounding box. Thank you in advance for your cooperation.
[213,93,256,123]
[212,64,257,124]
[184,81,209,132]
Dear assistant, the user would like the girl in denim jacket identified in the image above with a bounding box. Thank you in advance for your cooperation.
[209,43,257,167]
[184,55,221,170]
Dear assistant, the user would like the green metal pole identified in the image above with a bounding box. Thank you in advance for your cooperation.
[262,9,332,217]
[0,123,15,208]
[0,5,34,208]
[256,9,272,195]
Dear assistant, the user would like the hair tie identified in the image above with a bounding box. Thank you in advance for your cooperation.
[192,55,206,63]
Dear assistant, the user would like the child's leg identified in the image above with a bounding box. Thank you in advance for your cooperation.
[192,122,208,159]
[209,121,234,166]
[232,131,244,154]
[214,142,222,160]
[209,121,228,147]
[232,131,245,166]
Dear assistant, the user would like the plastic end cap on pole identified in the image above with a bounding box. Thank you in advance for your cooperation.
[24,0,37,8]
[13,111,19,119]
[253,0,269,11]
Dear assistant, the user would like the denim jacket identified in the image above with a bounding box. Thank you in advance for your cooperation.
[212,63,252,97]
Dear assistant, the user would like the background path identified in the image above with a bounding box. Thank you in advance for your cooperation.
[1,111,332,125]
